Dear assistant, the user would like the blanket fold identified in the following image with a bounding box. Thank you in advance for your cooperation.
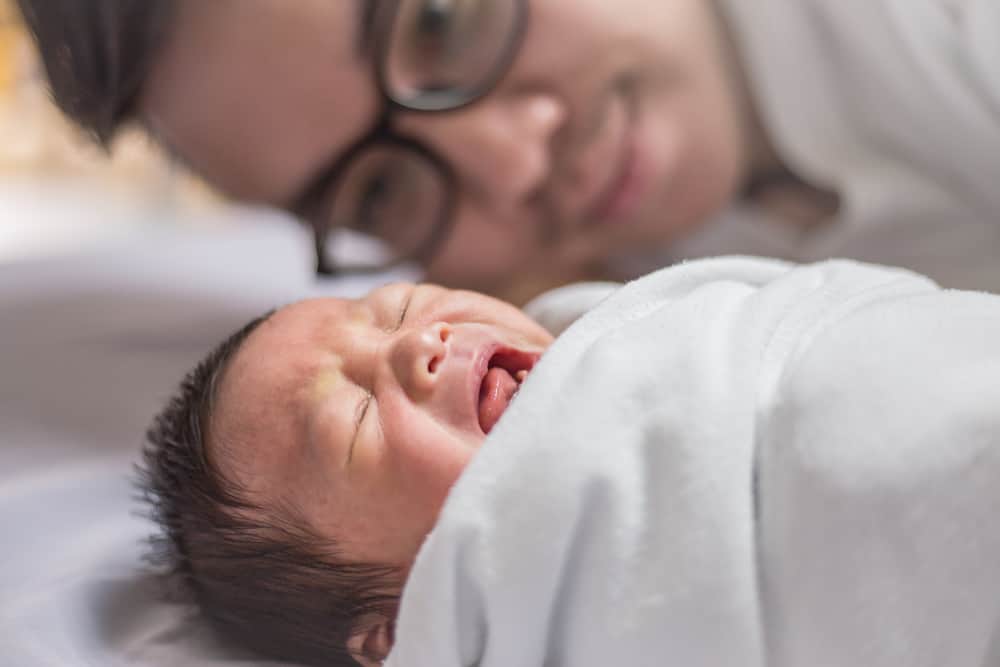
[388,257,1000,667]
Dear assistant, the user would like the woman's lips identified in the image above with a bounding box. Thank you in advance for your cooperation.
[473,347,538,434]
[590,133,647,225]
[581,88,648,227]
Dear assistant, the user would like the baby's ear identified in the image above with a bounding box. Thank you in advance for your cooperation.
[347,616,394,667]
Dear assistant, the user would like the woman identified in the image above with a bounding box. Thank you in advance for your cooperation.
[17,0,1000,300]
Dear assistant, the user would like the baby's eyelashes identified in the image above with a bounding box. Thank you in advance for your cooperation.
[394,287,415,331]
[347,393,374,465]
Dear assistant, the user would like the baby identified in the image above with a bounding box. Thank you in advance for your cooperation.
[144,260,1000,667]
[140,283,554,667]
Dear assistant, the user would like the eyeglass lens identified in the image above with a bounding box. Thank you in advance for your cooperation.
[383,0,523,108]
[320,0,525,272]
[325,145,449,268]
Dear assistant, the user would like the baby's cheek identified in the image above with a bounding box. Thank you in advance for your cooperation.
[388,423,474,510]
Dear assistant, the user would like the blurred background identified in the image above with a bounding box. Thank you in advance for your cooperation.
[0,0,229,264]
[0,8,347,664]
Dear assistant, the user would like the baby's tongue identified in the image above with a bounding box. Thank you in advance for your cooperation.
[478,366,519,434]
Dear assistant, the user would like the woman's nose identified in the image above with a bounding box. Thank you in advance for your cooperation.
[388,322,453,400]
[396,90,567,206]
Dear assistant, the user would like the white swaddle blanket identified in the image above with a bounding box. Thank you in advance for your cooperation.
[386,257,1000,667]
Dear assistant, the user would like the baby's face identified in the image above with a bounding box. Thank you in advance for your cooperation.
[212,283,553,568]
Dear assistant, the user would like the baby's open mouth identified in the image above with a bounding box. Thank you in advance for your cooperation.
[477,349,535,434]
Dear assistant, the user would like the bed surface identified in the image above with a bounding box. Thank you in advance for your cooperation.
[0,207,412,665]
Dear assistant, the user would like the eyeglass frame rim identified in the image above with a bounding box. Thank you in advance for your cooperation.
[293,0,531,277]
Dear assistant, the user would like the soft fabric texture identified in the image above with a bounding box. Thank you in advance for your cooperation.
[387,257,1000,667]
[658,0,1000,293]
[523,280,620,336]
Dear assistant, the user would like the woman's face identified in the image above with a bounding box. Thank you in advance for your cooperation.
[211,283,552,568]
[143,0,748,292]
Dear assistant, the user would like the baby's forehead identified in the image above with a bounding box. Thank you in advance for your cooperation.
[226,305,328,394]
[229,296,368,374]
[210,301,353,479]
[255,297,359,339]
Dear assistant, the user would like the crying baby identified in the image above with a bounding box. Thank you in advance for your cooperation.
[139,283,553,667]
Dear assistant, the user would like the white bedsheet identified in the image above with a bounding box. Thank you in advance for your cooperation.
[0,208,412,665]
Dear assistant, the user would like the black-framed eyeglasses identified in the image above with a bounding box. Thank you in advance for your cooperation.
[293,0,530,276]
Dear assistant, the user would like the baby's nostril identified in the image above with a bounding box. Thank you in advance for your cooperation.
[439,326,451,343]
[428,356,441,374]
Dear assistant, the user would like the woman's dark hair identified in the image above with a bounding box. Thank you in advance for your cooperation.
[15,0,172,144]
[137,312,401,667]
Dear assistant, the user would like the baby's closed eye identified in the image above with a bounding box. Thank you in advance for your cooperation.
[395,289,414,330]
[347,392,374,464]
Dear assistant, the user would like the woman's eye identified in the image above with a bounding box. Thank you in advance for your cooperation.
[357,170,396,231]
[410,0,475,61]
[415,0,457,39]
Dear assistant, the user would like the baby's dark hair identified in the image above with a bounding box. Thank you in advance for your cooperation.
[137,311,401,667]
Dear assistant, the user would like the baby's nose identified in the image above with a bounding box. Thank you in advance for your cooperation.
[389,323,452,399]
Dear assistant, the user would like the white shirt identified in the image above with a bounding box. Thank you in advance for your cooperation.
[667,0,1000,292]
